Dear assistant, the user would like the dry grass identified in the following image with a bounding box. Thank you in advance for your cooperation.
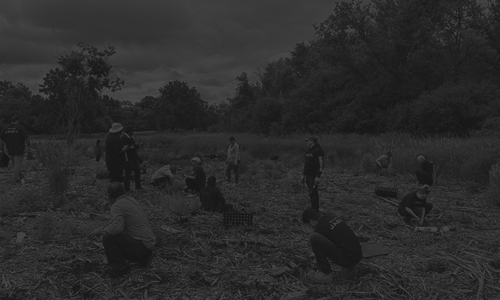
[2,134,497,299]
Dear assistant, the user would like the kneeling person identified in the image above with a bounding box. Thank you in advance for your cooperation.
[398,184,433,225]
[200,176,233,212]
[302,208,362,283]
[88,182,156,278]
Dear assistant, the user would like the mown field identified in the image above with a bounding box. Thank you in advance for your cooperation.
[0,132,499,300]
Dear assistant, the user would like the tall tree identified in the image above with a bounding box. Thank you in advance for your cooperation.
[39,43,124,143]
[155,80,207,131]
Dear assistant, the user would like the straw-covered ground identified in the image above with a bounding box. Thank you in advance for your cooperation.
[1,149,499,300]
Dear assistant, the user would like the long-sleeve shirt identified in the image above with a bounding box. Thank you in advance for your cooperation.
[314,216,362,263]
[103,195,156,249]
[227,143,240,163]
[303,144,324,176]
[105,132,126,171]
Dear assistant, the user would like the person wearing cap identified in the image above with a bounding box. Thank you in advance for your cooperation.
[398,185,433,225]
[415,154,435,186]
[302,208,362,283]
[184,157,206,194]
[121,126,144,191]
[88,182,156,278]
[375,151,393,173]
[225,136,240,184]
[105,123,127,183]
[303,136,325,212]
[0,115,30,183]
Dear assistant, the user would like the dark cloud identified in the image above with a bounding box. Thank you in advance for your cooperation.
[0,0,337,103]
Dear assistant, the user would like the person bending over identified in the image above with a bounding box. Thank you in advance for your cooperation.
[200,176,233,212]
[398,184,433,226]
[151,165,177,189]
[302,208,362,283]
[375,151,393,173]
[185,157,206,194]
[88,182,156,278]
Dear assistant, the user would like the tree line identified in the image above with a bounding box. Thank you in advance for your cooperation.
[1,0,500,141]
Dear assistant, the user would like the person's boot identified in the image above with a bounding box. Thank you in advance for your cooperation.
[307,270,333,284]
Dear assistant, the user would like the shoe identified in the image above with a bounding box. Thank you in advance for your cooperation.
[307,270,333,284]
[340,267,357,281]
[138,250,155,269]
[102,265,131,279]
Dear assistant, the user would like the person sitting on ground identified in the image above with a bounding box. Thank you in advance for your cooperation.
[415,154,435,186]
[398,184,433,226]
[88,182,156,278]
[151,165,177,189]
[200,176,233,212]
[302,208,362,284]
[375,151,393,173]
[184,157,206,194]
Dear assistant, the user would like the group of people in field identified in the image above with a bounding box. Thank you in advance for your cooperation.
[0,116,436,282]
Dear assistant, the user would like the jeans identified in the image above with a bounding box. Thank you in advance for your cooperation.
[310,233,360,274]
[11,155,24,182]
[124,159,141,191]
[305,175,319,211]
[226,161,240,183]
[399,203,433,219]
[102,233,152,271]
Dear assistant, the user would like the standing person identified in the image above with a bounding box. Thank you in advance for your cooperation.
[398,185,433,225]
[121,126,143,191]
[302,208,362,283]
[88,182,156,278]
[184,157,206,194]
[303,136,324,212]
[415,154,435,186]
[200,176,233,212]
[0,115,30,183]
[105,123,127,183]
[94,140,102,162]
[375,151,393,173]
[225,136,240,184]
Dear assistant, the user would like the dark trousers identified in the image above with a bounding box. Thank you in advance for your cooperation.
[399,203,433,219]
[226,161,240,183]
[310,233,360,274]
[415,170,433,186]
[96,155,101,162]
[185,178,204,192]
[124,159,141,191]
[102,233,152,271]
[216,203,233,213]
[305,175,319,211]
[109,169,123,183]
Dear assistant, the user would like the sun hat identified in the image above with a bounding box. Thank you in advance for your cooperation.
[191,157,201,164]
[305,136,318,143]
[109,123,124,133]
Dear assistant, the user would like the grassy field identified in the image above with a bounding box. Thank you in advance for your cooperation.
[0,132,499,299]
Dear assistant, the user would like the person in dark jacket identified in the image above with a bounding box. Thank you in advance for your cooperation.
[0,115,30,183]
[184,157,206,194]
[200,176,233,212]
[415,154,435,186]
[302,208,362,283]
[121,126,143,191]
[398,185,433,225]
[105,123,127,183]
[302,136,325,212]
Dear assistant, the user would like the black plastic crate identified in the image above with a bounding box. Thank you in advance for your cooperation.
[223,212,254,226]
[374,187,398,198]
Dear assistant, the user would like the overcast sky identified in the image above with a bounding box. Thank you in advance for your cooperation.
[0,0,337,103]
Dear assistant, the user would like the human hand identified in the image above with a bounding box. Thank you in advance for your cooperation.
[87,228,103,239]
[418,220,424,226]
[314,177,321,185]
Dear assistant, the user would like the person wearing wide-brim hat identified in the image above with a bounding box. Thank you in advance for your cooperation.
[106,123,127,183]
[184,157,206,195]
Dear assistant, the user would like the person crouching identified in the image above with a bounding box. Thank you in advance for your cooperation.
[88,182,156,278]
[200,176,233,212]
[302,208,362,283]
